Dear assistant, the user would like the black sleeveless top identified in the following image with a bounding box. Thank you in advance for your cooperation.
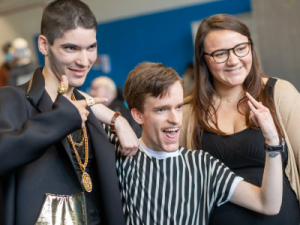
[202,78,300,225]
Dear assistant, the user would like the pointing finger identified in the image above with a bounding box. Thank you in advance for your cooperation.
[93,97,108,105]
[84,97,108,108]
[246,92,263,109]
[247,100,259,116]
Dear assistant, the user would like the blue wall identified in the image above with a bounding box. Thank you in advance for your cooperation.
[35,0,251,91]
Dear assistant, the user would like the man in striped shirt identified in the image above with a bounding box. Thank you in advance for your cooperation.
[105,62,283,225]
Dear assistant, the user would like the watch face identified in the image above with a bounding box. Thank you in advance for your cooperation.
[268,152,279,158]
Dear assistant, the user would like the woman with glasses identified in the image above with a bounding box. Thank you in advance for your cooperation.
[179,14,300,224]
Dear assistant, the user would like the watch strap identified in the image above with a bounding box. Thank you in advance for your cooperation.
[264,139,285,152]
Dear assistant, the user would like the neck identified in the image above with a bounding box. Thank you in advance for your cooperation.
[140,134,178,153]
[141,134,155,150]
[42,66,74,102]
[213,81,244,101]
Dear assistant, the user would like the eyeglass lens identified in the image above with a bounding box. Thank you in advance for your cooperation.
[213,43,250,63]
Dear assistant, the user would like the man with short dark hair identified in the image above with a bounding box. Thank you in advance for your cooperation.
[0,0,138,224]
[101,62,283,224]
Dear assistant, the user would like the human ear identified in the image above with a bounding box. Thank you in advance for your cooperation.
[38,35,49,56]
[131,108,144,125]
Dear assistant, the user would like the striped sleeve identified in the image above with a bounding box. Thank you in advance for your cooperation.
[204,152,242,207]
[102,123,120,150]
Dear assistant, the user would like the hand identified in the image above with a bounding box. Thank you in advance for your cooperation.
[60,75,106,127]
[246,92,279,145]
[115,116,139,157]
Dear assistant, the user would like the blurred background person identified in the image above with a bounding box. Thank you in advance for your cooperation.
[0,42,16,88]
[182,62,194,97]
[8,37,39,86]
[91,76,142,137]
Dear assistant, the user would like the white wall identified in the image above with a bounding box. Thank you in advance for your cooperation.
[0,0,217,64]
[0,0,47,63]
[85,0,218,23]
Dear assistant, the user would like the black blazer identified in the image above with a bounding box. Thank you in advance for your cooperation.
[0,68,125,225]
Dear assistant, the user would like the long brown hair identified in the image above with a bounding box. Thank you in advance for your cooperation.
[188,14,284,149]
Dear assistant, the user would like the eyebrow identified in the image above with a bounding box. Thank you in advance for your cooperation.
[153,102,184,110]
[210,42,248,53]
[60,41,98,49]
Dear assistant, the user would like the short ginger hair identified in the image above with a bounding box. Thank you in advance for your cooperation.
[124,62,183,112]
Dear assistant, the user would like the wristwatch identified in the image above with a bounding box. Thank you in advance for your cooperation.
[264,138,285,158]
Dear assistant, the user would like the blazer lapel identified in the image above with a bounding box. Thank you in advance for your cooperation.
[26,67,76,170]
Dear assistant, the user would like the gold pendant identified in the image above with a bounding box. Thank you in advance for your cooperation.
[227,99,232,103]
[82,172,93,192]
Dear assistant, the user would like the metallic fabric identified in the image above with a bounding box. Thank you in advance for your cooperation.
[35,193,87,225]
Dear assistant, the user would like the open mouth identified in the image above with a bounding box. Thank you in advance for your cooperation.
[162,127,180,140]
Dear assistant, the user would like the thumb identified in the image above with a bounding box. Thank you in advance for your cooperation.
[60,75,69,96]
[61,75,69,89]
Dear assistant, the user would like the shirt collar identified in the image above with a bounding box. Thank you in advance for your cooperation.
[139,139,180,159]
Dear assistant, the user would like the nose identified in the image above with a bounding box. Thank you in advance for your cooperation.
[76,50,89,67]
[168,109,180,125]
[226,49,240,66]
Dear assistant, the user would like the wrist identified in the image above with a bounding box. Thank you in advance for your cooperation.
[264,138,285,153]
[265,135,280,146]
[114,115,125,130]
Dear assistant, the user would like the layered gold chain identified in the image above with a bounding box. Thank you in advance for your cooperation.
[67,93,89,172]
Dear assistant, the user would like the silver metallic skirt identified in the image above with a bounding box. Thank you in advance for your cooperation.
[35,193,87,225]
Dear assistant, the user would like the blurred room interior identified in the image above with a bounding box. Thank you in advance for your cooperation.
[0,0,299,91]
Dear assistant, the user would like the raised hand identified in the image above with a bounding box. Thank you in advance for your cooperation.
[114,116,139,157]
[246,92,279,145]
[60,75,106,127]
[78,90,139,156]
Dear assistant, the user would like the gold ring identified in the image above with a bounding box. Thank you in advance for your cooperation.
[86,97,95,107]
[57,83,67,95]
[87,111,90,117]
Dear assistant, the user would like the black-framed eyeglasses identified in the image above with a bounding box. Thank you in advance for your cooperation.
[204,42,251,64]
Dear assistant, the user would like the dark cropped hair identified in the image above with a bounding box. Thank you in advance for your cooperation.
[189,14,284,149]
[41,0,97,45]
[124,62,183,112]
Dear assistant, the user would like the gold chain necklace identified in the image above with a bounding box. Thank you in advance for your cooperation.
[67,93,92,192]
[69,133,84,147]
[220,91,245,103]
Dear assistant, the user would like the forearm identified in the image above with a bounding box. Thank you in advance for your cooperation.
[259,151,283,214]
[251,137,283,214]
[79,90,119,125]
[230,152,282,215]
[90,103,116,124]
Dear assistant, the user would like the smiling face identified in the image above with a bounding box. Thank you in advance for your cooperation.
[204,29,252,89]
[45,26,97,88]
[137,81,183,152]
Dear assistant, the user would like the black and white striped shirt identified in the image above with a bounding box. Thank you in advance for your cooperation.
[105,125,242,225]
